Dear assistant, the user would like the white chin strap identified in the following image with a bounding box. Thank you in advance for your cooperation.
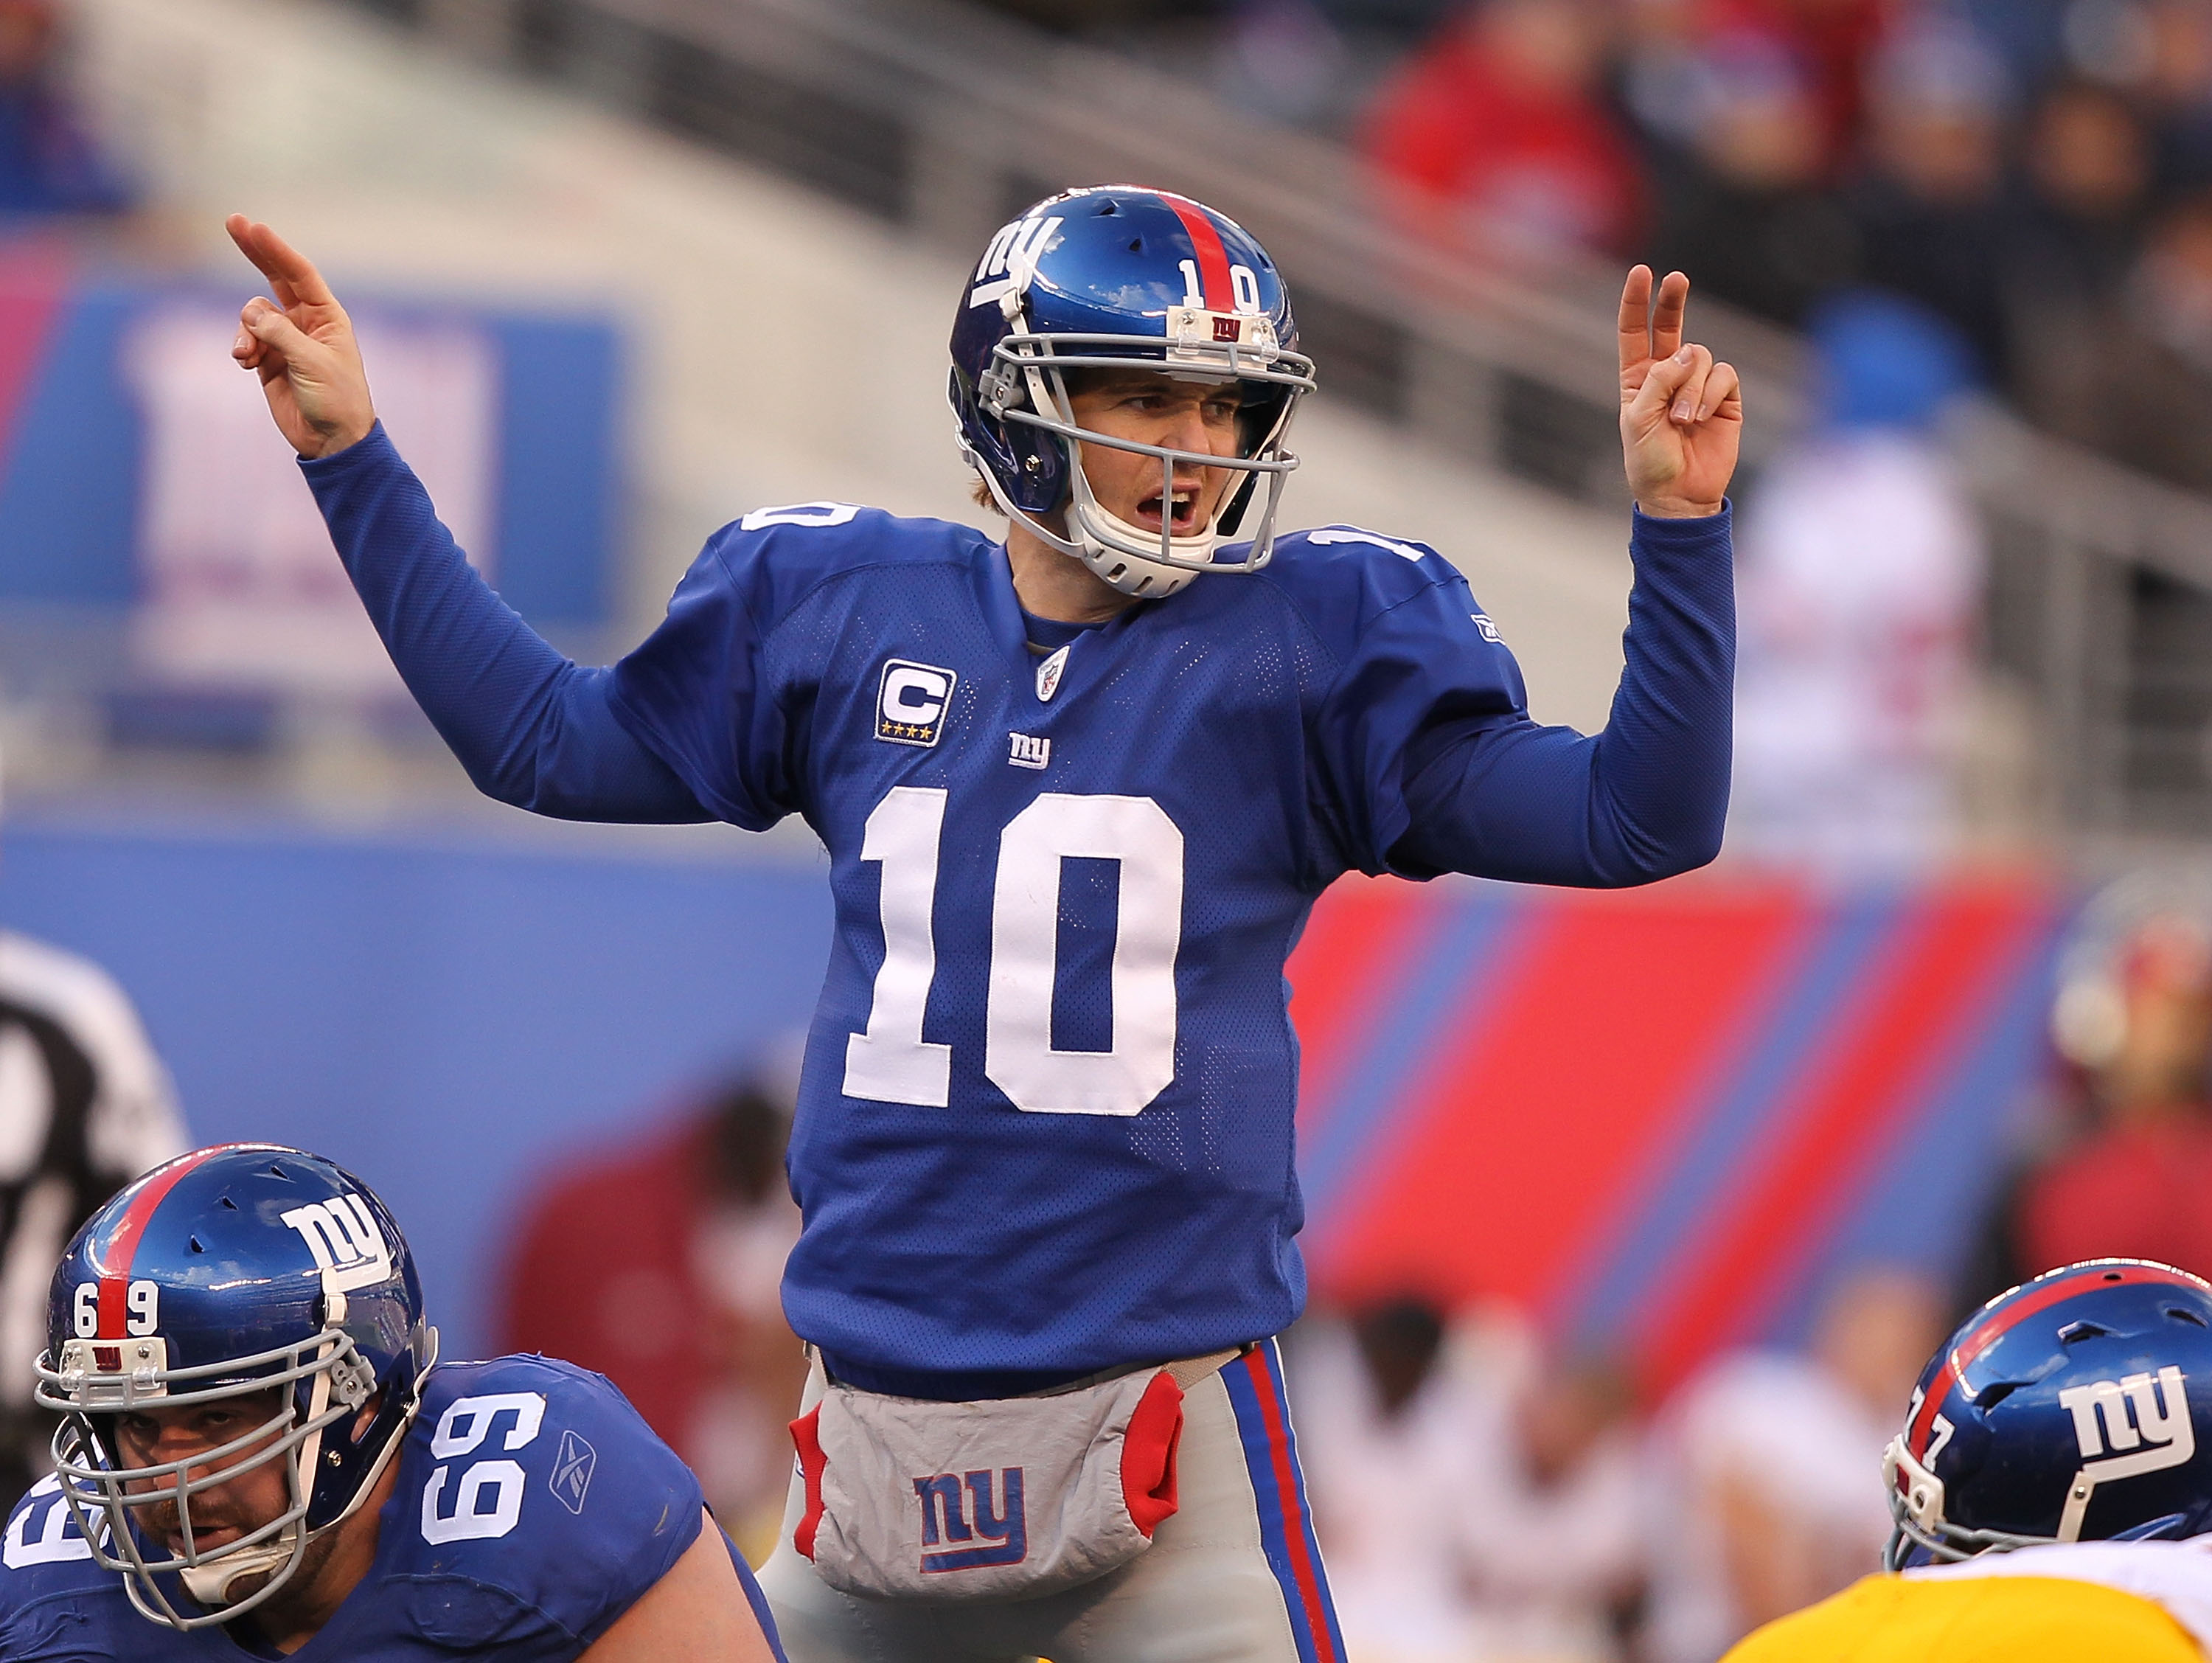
[968,454,1222,600]
[181,1537,296,1607]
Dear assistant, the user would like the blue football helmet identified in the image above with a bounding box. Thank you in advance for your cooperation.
[949,184,1317,600]
[1884,1258,2212,1569]
[32,1143,436,1631]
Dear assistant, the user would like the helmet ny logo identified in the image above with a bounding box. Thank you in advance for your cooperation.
[914,1467,1027,1573]
[2056,1365,2196,1538]
[969,215,1063,311]
[279,1193,392,1293]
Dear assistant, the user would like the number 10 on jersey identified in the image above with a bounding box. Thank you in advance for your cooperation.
[843,787,1184,1117]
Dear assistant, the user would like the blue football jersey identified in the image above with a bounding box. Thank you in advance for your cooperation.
[0,1355,776,1661]
[607,508,1527,1395]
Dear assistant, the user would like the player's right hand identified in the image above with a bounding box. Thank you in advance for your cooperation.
[226,215,376,459]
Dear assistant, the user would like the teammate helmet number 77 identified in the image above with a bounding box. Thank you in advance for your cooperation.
[1884,1258,2212,1567]
[948,184,1318,600]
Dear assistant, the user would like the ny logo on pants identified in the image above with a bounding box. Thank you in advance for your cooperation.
[914,1468,1027,1572]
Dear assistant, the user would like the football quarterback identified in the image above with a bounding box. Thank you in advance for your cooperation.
[0,1143,785,1660]
[225,183,1739,1662]
[1725,1259,2212,1662]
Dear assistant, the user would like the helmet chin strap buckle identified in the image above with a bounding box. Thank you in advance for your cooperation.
[181,1536,297,1608]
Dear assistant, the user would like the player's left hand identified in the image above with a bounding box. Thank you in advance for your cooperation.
[1617,265,1741,519]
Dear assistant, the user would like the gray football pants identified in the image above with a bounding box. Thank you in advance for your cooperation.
[757,1341,1345,1663]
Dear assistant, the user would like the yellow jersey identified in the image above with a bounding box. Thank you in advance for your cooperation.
[1723,1541,2212,1662]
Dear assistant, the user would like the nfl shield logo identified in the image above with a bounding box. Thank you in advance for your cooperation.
[1035,645,1069,704]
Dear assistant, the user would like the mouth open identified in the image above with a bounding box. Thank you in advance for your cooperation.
[1133,484,1202,535]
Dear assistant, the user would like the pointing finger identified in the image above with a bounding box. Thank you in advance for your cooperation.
[226,215,338,310]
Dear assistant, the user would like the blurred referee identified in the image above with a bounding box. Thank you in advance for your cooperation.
[0,763,184,1511]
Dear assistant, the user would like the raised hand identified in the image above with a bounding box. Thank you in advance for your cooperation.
[226,215,375,459]
[1616,265,1742,519]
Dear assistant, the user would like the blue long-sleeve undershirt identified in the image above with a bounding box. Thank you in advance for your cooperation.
[302,424,1732,881]
[1388,507,1734,886]
[305,426,708,824]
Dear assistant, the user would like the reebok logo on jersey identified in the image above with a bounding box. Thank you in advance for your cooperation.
[550,1428,597,1515]
[1008,733,1051,770]
[877,661,959,748]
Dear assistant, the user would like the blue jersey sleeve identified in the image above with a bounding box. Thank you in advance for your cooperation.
[604,507,988,830]
[1287,527,1531,875]
[0,1476,132,1661]
[602,523,799,830]
[390,1356,705,1656]
[301,426,709,824]
[1385,507,1734,886]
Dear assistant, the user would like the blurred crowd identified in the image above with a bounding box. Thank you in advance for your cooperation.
[1291,1271,1944,1663]
[1352,0,2212,504]
[995,0,2212,504]
[498,1057,807,1562]
[0,0,128,223]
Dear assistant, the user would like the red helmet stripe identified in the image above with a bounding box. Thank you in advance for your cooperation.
[91,1143,269,1337]
[1158,192,1234,311]
[1908,1262,2211,1457]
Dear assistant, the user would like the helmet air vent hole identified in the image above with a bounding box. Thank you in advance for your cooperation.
[1097,200,1121,216]
[2107,1271,2125,1282]
[1128,237,1143,253]
[218,1195,238,1211]
[189,1235,205,1253]
[1978,1381,2023,1409]
[1107,564,1127,581]
[266,1162,288,1180]
[2169,1305,2209,1327]
[2059,1320,2112,1345]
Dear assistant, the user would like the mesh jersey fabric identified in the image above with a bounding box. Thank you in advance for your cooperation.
[1720,1570,2205,1662]
[0,1353,782,1661]
[301,427,1733,1398]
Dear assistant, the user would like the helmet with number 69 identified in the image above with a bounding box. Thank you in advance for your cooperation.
[32,1143,436,1631]
[1884,1258,2212,1568]
[949,184,1317,600]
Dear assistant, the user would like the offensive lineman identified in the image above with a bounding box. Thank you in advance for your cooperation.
[1724,1260,2212,1662]
[223,185,1740,1661]
[0,1142,785,1659]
